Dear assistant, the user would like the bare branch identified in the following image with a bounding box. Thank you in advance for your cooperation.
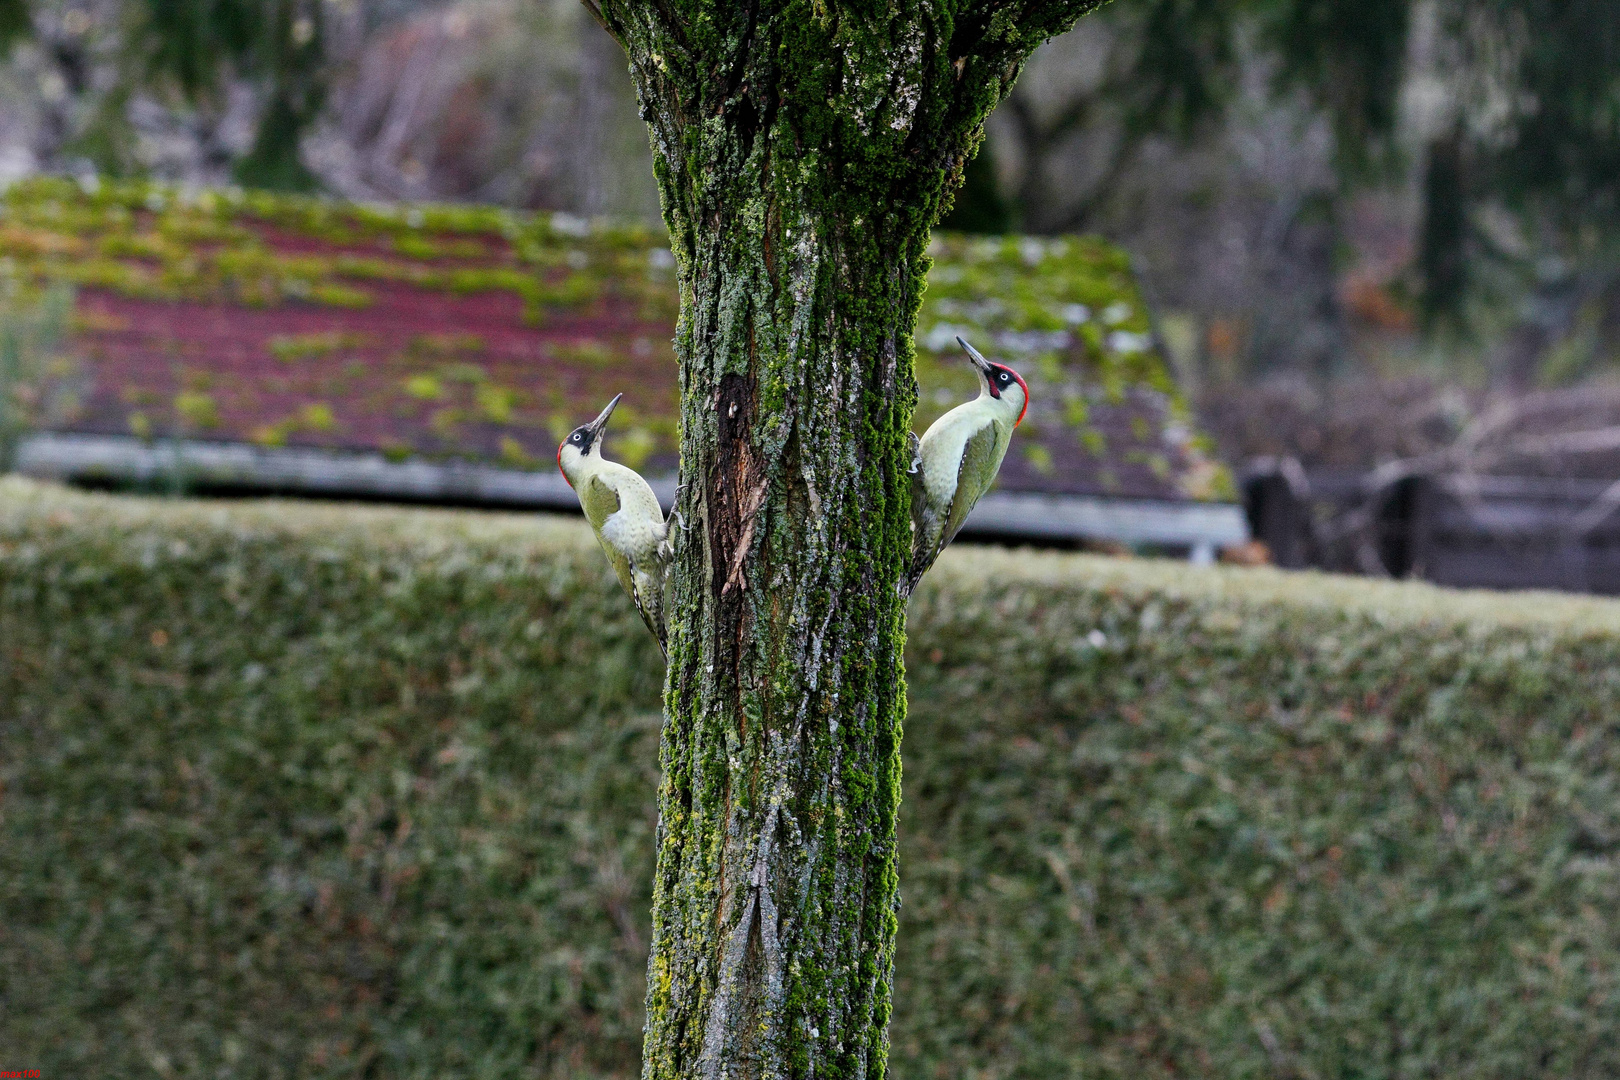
[1505,426,1620,457]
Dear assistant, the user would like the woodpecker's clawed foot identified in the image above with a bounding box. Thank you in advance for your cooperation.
[906,430,922,475]
[668,481,691,533]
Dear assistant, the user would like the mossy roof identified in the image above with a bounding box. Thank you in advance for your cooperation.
[1,176,1231,502]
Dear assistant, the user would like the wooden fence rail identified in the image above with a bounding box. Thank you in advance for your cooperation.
[1244,459,1620,594]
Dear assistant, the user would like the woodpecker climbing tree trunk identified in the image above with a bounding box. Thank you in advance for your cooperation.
[581,3,1104,1076]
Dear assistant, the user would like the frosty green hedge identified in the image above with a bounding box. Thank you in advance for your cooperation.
[2,477,1617,1078]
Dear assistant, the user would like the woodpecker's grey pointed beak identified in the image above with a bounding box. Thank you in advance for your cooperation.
[957,336,993,376]
[587,393,622,437]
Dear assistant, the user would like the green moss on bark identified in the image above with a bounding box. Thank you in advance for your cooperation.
[585,2,1108,1077]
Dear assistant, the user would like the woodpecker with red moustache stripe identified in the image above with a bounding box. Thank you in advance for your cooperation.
[905,336,1029,591]
[558,393,672,654]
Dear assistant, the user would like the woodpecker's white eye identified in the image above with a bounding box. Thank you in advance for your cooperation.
[572,433,582,442]
[999,372,1009,383]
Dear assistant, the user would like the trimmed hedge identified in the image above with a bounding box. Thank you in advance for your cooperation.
[2,477,1618,1078]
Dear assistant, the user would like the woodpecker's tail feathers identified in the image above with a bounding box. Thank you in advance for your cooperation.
[902,535,945,596]
[901,554,933,597]
[627,565,668,660]
[903,445,940,595]
[903,491,949,595]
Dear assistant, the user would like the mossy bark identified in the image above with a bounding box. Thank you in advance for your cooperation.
[582,3,1104,1076]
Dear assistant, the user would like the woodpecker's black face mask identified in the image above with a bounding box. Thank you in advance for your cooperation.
[987,365,1014,399]
[568,426,596,453]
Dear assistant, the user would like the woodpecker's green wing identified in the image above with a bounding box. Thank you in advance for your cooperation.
[940,421,1004,549]
[582,474,637,598]
[907,421,1003,590]
[578,473,621,531]
[582,472,668,656]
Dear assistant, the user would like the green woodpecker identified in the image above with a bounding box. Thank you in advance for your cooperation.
[558,393,672,654]
[905,336,1029,591]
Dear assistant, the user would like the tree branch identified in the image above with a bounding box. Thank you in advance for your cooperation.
[1045,127,1138,234]
[961,0,1115,44]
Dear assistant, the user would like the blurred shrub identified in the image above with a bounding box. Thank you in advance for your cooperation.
[1,479,1617,1077]
[0,283,75,472]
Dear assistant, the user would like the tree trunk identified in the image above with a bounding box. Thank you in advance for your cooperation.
[581,4,1103,1076]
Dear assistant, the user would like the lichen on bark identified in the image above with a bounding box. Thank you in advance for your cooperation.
[579,2,1108,1076]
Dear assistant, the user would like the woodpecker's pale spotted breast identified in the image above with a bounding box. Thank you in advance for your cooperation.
[905,336,1028,592]
[558,394,672,655]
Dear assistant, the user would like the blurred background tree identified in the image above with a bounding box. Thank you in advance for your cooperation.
[1427,0,1620,386]
[0,0,657,214]
[0,0,1615,463]
[136,0,325,189]
[0,0,29,43]
[977,0,1617,383]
